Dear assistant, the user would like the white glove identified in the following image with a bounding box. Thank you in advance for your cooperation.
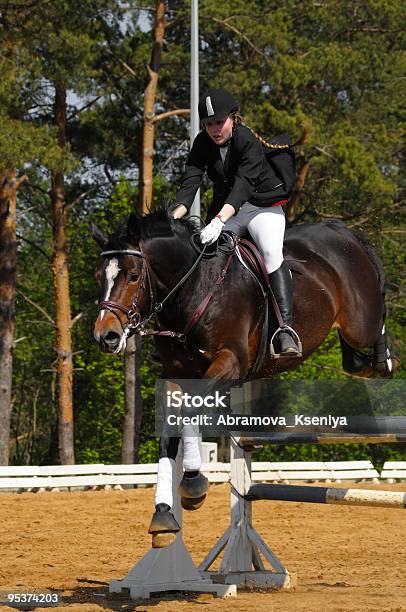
[200,217,225,245]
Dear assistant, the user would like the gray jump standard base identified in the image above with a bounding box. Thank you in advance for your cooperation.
[109,442,236,599]
[198,437,293,590]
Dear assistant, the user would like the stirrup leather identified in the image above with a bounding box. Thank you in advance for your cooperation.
[270,325,302,359]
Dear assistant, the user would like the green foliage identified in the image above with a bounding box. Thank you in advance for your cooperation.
[3,0,405,466]
[138,438,160,464]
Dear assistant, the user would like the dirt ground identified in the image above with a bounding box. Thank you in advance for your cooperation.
[1,482,406,612]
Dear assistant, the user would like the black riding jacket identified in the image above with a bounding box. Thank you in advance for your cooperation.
[175,124,288,220]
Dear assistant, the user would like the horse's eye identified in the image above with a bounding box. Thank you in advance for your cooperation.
[129,271,139,282]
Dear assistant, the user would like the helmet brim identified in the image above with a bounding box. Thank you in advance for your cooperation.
[200,113,229,125]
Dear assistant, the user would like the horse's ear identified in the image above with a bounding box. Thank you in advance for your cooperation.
[90,223,108,248]
[127,213,141,244]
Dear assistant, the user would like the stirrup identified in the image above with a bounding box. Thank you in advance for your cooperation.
[270,325,302,359]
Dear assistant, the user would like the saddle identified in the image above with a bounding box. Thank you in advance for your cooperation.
[236,235,304,292]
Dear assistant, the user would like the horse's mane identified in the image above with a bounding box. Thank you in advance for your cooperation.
[105,206,200,250]
[137,208,199,241]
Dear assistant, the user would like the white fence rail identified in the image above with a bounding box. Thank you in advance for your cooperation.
[0,459,381,493]
[381,461,406,482]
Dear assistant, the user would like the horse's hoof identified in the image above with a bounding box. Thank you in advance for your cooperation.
[152,531,178,548]
[179,472,209,511]
[181,494,206,511]
[348,365,374,379]
[148,503,180,548]
[374,357,401,378]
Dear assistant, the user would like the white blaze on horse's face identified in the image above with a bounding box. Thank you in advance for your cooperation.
[100,257,120,320]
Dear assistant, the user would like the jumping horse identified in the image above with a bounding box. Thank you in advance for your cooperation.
[92,208,398,546]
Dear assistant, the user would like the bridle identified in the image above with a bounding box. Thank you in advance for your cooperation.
[97,243,211,349]
[98,248,153,334]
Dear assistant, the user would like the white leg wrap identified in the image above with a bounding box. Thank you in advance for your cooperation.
[155,457,176,508]
[182,424,201,471]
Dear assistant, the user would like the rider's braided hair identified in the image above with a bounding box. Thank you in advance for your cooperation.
[232,112,310,148]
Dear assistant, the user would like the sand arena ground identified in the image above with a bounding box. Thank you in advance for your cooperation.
[1,482,406,611]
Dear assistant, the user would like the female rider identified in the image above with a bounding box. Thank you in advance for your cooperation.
[171,87,301,356]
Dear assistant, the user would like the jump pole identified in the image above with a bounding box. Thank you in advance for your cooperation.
[239,433,406,448]
[246,483,406,508]
[109,441,236,599]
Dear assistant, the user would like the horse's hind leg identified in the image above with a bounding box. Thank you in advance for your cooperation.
[338,331,374,378]
[373,320,400,377]
[339,323,399,379]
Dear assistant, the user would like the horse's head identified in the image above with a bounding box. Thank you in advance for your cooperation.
[92,210,198,353]
[92,214,152,353]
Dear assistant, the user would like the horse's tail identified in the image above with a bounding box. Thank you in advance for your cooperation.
[348,227,399,376]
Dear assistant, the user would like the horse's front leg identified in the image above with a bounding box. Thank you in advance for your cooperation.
[179,349,244,512]
[148,381,209,548]
[148,435,181,548]
[203,347,243,380]
[177,407,209,512]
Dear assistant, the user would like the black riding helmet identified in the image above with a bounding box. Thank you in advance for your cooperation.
[198,88,239,124]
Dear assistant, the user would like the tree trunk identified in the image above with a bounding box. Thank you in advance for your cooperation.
[51,83,75,465]
[138,0,165,215]
[286,160,311,223]
[122,335,136,464]
[130,0,166,468]
[122,335,143,464]
[133,335,142,463]
[0,171,25,465]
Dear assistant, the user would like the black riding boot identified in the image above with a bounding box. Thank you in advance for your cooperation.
[268,261,301,357]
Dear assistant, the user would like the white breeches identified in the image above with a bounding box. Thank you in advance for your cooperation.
[224,203,285,273]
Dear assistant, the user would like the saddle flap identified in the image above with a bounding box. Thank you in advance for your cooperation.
[237,237,269,290]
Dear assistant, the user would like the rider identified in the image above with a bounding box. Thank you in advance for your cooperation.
[171,87,301,356]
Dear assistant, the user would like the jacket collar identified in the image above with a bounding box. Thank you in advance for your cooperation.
[215,140,231,177]
[201,129,233,177]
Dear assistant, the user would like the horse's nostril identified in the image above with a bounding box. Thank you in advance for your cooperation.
[103,331,121,346]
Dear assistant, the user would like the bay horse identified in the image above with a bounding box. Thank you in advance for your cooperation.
[92,209,398,546]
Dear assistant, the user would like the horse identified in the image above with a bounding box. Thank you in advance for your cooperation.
[92,208,398,546]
